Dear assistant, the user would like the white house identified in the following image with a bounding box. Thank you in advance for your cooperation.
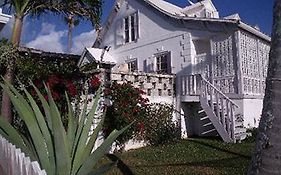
[82,0,271,143]
[0,8,11,32]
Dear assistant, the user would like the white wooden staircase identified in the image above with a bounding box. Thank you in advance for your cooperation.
[181,74,247,143]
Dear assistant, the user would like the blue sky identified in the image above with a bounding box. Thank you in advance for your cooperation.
[0,0,274,54]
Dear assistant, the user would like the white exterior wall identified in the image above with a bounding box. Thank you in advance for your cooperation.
[233,98,263,128]
[101,0,217,75]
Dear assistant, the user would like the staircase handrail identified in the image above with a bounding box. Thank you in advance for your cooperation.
[198,74,239,108]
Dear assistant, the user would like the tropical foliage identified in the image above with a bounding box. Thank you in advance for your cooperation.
[104,82,149,149]
[0,0,102,122]
[0,80,128,175]
[143,103,181,146]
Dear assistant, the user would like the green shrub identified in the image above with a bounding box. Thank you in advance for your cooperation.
[103,82,148,149]
[0,80,129,175]
[143,103,181,146]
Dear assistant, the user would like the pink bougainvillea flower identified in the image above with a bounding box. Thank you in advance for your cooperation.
[90,76,101,89]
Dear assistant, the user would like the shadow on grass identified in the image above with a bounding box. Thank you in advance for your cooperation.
[131,156,245,169]
[106,154,134,175]
[188,139,251,159]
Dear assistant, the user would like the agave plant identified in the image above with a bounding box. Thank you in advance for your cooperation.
[0,79,129,175]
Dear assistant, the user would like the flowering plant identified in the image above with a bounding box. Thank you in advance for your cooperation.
[103,82,149,149]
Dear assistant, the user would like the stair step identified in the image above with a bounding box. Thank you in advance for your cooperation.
[200,116,209,121]
[201,128,217,135]
[198,109,205,114]
[203,122,213,127]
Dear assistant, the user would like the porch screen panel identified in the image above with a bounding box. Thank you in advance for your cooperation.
[258,40,270,94]
[211,35,235,94]
[240,31,269,95]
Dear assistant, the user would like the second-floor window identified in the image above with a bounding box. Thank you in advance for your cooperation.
[116,11,139,45]
[155,52,171,74]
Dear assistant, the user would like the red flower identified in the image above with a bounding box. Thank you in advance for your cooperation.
[47,75,61,88]
[65,80,77,96]
[89,76,101,89]
[51,91,60,100]
[137,122,145,133]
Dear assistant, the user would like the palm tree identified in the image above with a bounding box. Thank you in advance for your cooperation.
[65,13,80,53]
[247,0,281,174]
[0,0,102,123]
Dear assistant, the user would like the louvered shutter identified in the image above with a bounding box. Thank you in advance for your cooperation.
[116,19,124,46]
[134,11,140,40]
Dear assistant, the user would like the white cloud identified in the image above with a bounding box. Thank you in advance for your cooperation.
[72,30,96,54]
[26,23,66,53]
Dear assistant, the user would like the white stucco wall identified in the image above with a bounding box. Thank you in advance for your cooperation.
[101,0,221,76]
[233,98,263,128]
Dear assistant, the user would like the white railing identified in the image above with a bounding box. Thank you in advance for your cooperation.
[181,74,241,142]
[0,135,47,175]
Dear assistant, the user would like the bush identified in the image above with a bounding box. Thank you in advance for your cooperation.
[103,82,148,149]
[143,103,181,146]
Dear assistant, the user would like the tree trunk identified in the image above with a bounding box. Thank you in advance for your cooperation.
[67,14,74,53]
[248,0,281,174]
[1,15,23,123]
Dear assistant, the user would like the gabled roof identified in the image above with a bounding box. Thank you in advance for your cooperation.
[94,0,270,47]
[144,0,185,17]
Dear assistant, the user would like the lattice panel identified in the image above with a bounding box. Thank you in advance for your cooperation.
[213,77,235,94]
[212,35,235,93]
[240,31,270,95]
[212,35,234,78]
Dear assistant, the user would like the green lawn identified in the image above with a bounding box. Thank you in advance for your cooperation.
[105,138,255,175]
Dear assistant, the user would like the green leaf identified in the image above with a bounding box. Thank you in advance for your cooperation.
[77,123,132,175]
[72,87,102,173]
[0,81,51,174]
[22,86,55,174]
[0,117,33,158]
[30,81,52,130]
[46,85,71,175]
[73,87,101,172]
[65,92,78,157]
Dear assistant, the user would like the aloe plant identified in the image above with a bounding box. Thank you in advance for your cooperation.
[0,79,129,175]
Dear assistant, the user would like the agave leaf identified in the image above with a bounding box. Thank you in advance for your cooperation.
[72,91,89,156]
[65,92,78,157]
[79,111,106,165]
[0,117,32,157]
[22,87,56,174]
[45,85,71,175]
[87,162,117,175]
[72,87,102,173]
[30,81,52,130]
[0,81,51,174]
[77,123,132,175]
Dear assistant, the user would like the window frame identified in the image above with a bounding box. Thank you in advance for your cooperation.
[155,51,171,74]
[126,58,138,72]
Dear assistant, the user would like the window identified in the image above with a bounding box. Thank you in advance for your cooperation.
[126,58,138,72]
[116,11,139,45]
[155,52,171,74]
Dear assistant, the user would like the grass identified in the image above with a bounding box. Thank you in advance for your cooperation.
[104,138,255,175]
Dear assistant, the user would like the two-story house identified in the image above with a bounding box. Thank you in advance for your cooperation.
[81,0,271,143]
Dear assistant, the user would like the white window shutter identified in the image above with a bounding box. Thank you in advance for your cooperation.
[116,19,124,46]
[134,11,140,39]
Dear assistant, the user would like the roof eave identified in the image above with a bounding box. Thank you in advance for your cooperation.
[238,22,271,42]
